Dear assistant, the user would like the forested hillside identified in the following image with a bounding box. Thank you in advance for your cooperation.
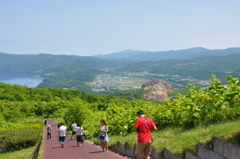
[0,47,240,94]
[0,52,130,93]
[116,54,240,88]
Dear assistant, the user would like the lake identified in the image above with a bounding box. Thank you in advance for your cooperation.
[0,74,44,88]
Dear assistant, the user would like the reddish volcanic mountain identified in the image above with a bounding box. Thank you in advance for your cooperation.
[141,80,173,101]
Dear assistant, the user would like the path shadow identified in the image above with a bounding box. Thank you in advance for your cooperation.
[51,146,63,149]
[70,145,81,147]
[89,151,103,153]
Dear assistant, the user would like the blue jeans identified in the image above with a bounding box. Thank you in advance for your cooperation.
[59,136,66,145]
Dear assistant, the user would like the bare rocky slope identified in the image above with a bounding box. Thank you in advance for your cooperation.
[142,80,173,101]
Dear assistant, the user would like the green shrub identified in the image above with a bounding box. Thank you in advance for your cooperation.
[0,128,42,153]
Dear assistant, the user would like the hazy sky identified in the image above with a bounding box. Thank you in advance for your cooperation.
[0,0,240,56]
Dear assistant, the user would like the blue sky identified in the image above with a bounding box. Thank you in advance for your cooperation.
[0,0,240,56]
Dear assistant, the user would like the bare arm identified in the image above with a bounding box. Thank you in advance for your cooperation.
[99,126,108,133]
[133,127,138,132]
[99,129,108,133]
[152,126,157,131]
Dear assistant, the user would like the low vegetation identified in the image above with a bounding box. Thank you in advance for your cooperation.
[0,127,41,153]
[0,117,42,153]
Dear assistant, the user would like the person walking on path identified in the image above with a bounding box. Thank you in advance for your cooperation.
[133,110,157,159]
[71,122,77,140]
[42,119,130,159]
[47,125,52,139]
[97,119,109,152]
[59,122,67,148]
[44,118,47,126]
[76,123,84,146]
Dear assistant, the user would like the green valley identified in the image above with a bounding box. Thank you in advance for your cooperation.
[1,48,240,96]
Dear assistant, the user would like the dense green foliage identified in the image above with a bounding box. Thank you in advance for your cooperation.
[0,117,42,153]
[109,88,189,101]
[0,127,41,153]
[0,76,239,140]
[168,88,189,99]
[109,88,147,100]
[159,76,240,128]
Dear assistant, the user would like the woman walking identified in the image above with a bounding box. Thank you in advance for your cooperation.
[47,125,52,139]
[97,119,109,152]
[76,123,84,146]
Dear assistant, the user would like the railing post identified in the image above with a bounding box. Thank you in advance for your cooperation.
[30,136,42,159]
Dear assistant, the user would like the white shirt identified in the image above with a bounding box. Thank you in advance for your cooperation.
[59,125,67,137]
[72,123,77,132]
[76,127,84,135]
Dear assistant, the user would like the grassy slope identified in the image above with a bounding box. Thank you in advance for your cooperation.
[92,119,240,157]
[0,146,35,159]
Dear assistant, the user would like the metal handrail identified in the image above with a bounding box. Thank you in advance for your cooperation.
[30,136,42,159]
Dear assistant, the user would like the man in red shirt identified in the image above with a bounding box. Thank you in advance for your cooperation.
[134,110,157,159]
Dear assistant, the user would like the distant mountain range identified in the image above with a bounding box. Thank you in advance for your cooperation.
[95,47,240,62]
[1,47,240,64]
[0,47,240,94]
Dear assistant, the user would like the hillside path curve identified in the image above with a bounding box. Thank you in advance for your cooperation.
[42,119,130,159]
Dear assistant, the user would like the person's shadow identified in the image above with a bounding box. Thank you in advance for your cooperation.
[89,151,102,153]
[70,145,80,147]
[51,146,63,149]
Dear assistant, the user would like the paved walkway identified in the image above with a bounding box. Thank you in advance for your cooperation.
[42,119,130,159]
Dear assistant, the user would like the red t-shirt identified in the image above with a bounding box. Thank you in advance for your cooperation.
[134,117,156,143]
